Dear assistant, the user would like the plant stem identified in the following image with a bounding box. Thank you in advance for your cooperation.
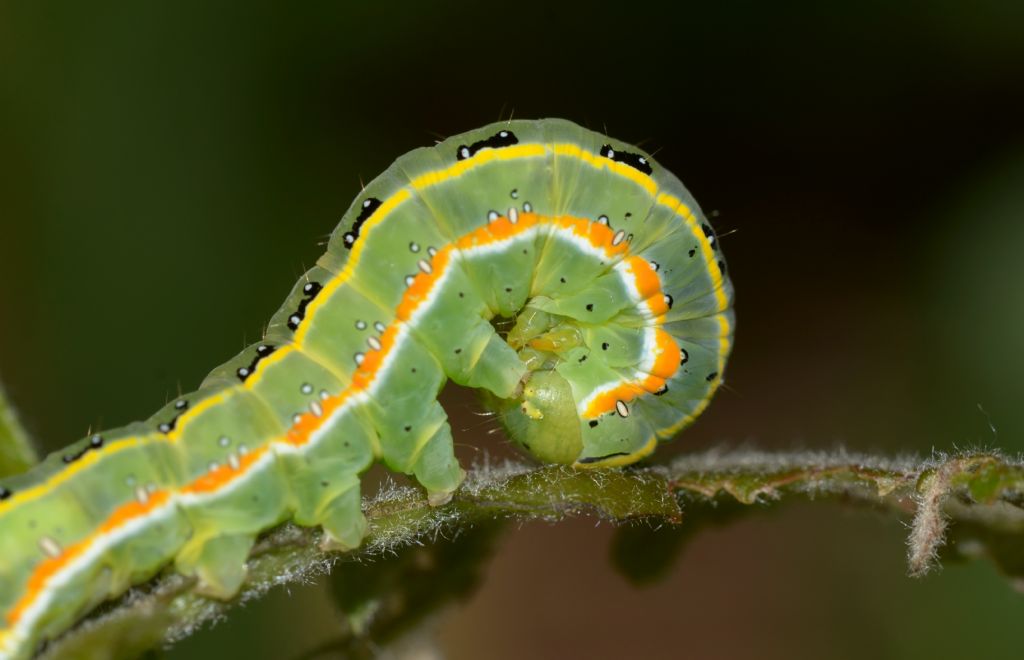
[41,449,1024,659]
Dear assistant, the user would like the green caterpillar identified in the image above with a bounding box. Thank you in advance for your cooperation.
[0,118,734,659]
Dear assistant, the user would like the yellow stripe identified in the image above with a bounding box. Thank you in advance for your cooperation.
[164,345,296,438]
[410,144,547,189]
[655,192,728,311]
[657,398,712,438]
[0,438,146,511]
[650,194,731,440]
[554,143,658,195]
[293,187,411,345]
[166,393,228,442]
[655,192,732,430]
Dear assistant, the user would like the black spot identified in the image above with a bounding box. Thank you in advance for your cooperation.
[504,287,512,293]
[63,434,106,464]
[458,292,465,298]
[287,281,323,331]
[157,417,176,434]
[655,385,669,396]
[706,372,718,382]
[454,348,462,354]
[578,354,588,363]
[625,212,633,218]
[588,420,599,428]
[688,248,696,258]
[560,277,567,284]
[411,367,417,373]
[404,425,412,432]
[701,223,718,249]
[601,342,610,350]
[586,303,594,312]
[598,144,653,175]
[0,486,11,500]
[237,344,277,382]
[577,451,629,464]
[718,260,727,275]
[680,349,689,365]
[456,130,519,160]
[341,198,383,250]
[321,480,329,488]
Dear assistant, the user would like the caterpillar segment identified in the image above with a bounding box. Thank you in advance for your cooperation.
[0,118,733,658]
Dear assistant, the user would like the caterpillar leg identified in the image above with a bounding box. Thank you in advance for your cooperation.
[175,532,255,599]
[412,414,465,505]
[410,264,528,400]
[278,406,376,550]
[362,333,466,504]
[315,476,367,551]
[174,449,291,599]
[372,397,464,505]
[286,463,370,551]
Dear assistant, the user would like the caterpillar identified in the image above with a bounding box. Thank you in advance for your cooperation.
[0,118,734,659]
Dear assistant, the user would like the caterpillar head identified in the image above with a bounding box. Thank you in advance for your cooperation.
[498,369,583,464]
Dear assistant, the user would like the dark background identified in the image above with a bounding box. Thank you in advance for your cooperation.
[2,1,1024,658]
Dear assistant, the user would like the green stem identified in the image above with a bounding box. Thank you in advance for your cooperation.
[41,449,1024,659]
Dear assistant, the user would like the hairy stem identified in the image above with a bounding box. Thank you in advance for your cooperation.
[42,448,1024,659]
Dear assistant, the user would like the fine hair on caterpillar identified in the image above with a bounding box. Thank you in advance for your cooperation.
[0,118,733,660]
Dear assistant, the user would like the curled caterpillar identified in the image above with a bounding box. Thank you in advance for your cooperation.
[0,118,734,659]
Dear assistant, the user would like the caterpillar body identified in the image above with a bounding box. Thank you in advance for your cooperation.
[0,118,734,658]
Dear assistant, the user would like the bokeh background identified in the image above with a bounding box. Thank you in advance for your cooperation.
[2,1,1024,658]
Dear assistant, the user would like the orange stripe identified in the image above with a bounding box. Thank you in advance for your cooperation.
[583,383,648,418]
[650,329,682,378]
[397,248,454,321]
[582,329,683,418]
[6,490,172,627]
[624,257,661,300]
[351,324,401,391]
[181,449,266,495]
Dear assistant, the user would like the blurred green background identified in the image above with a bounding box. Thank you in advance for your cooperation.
[2,1,1024,658]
